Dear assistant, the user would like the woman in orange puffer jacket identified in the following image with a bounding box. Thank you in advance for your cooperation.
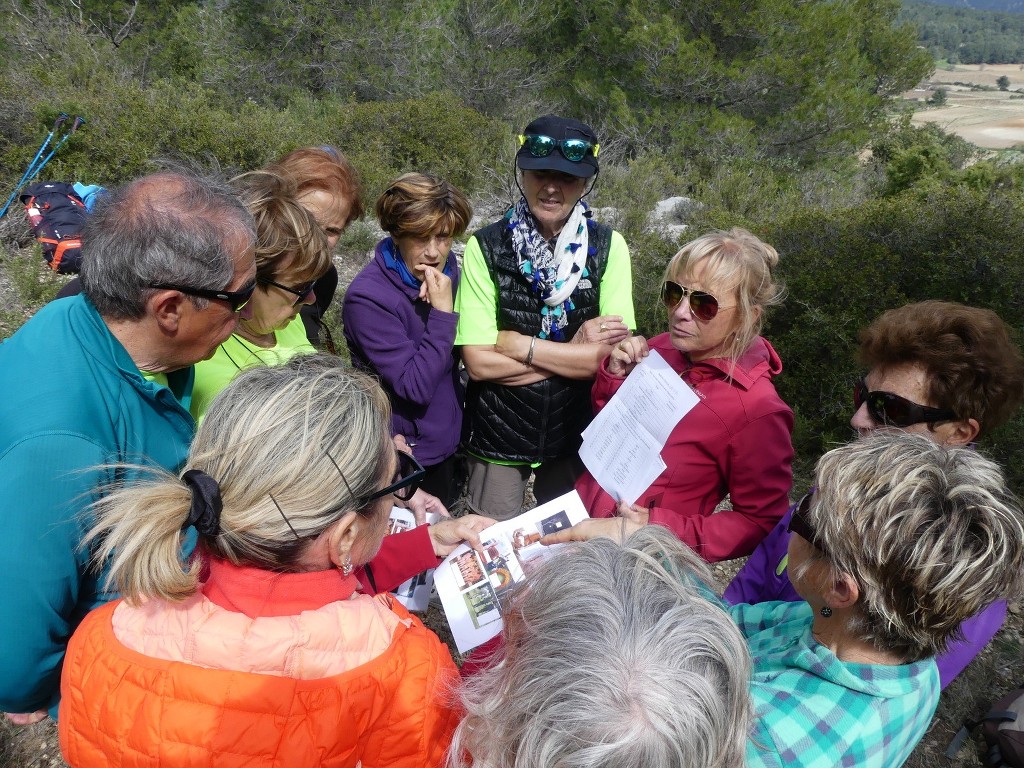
[59,356,461,768]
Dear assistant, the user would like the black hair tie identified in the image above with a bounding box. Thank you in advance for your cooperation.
[181,469,223,537]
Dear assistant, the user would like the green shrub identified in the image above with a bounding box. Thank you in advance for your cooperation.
[761,186,1024,492]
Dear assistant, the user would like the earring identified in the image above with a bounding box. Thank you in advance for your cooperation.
[341,559,353,577]
[820,606,833,618]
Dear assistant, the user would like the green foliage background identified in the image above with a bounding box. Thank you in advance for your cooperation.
[1,0,1023,496]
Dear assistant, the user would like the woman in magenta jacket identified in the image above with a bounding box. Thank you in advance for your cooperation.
[568,228,794,562]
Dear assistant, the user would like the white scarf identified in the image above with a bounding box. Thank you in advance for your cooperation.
[509,197,590,340]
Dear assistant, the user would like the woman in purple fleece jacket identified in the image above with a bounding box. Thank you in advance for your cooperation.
[343,173,473,508]
[726,301,1024,689]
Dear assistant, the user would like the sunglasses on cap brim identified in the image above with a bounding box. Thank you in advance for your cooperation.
[853,378,957,428]
[659,280,721,322]
[518,133,599,163]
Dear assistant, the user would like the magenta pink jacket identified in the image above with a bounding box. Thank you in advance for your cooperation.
[575,333,794,562]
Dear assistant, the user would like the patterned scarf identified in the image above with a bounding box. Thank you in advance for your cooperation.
[507,196,591,341]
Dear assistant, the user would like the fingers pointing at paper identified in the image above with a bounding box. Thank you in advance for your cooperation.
[540,516,644,546]
[428,514,497,557]
[607,335,649,377]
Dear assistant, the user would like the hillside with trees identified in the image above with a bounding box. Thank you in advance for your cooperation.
[2,4,1024,763]
[2,0,1022,500]
[902,0,1024,61]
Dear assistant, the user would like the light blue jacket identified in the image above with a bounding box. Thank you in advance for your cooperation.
[0,294,194,715]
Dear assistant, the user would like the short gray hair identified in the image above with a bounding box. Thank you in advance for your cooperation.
[805,432,1024,662]
[86,354,393,603]
[80,170,255,320]
[450,526,752,768]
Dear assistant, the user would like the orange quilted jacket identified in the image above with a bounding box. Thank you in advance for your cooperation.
[58,596,459,767]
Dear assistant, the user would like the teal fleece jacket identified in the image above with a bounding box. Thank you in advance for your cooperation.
[0,295,195,715]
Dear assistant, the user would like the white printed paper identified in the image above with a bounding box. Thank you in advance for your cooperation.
[433,491,589,654]
[579,349,699,504]
[387,507,442,612]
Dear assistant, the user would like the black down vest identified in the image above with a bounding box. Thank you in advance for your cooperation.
[462,217,613,463]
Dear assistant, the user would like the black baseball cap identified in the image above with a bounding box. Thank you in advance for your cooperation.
[515,114,599,179]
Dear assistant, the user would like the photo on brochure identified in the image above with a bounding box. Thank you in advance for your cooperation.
[434,490,590,653]
[387,507,440,612]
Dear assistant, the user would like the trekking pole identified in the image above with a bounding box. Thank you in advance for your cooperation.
[27,116,86,184]
[0,113,69,220]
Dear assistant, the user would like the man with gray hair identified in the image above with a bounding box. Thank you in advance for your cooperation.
[0,170,256,723]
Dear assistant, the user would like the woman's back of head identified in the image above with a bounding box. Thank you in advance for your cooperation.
[452,526,752,768]
[230,170,331,283]
[807,431,1024,661]
[87,353,392,603]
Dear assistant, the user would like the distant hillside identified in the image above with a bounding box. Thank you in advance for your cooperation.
[914,0,1024,13]
[902,0,1024,61]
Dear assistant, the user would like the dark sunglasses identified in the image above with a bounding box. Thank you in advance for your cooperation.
[519,133,599,163]
[362,449,426,503]
[260,277,317,307]
[787,492,829,555]
[149,278,257,313]
[853,377,956,429]
[660,280,721,322]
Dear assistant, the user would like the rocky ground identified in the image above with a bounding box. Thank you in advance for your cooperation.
[1,234,1022,767]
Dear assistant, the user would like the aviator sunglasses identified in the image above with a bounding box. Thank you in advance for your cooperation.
[519,133,600,163]
[853,377,957,428]
[660,280,722,322]
[260,277,317,307]
[149,278,257,313]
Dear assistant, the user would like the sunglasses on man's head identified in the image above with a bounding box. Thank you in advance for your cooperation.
[260,277,317,307]
[787,492,829,556]
[149,278,257,313]
[853,377,956,429]
[660,280,722,322]
[519,133,599,163]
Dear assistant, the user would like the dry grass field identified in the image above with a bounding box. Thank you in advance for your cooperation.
[908,63,1024,148]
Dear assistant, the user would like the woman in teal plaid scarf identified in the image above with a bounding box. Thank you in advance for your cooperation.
[734,432,1024,768]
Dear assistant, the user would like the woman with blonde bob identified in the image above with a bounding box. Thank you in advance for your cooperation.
[566,227,794,561]
[190,169,333,421]
[58,356,461,767]
[738,432,1024,767]
[452,526,752,768]
[343,172,473,507]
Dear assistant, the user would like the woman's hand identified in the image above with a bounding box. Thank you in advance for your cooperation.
[495,330,531,362]
[400,488,450,526]
[428,514,497,557]
[539,514,644,546]
[571,315,629,346]
[607,335,650,377]
[417,266,454,313]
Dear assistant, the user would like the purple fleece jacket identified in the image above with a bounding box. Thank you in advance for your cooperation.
[724,498,1008,690]
[342,242,462,467]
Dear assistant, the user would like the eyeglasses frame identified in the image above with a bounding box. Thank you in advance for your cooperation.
[853,377,957,429]
[659,279,730,323]
[149,279,257,313]
[260,277,317,307]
